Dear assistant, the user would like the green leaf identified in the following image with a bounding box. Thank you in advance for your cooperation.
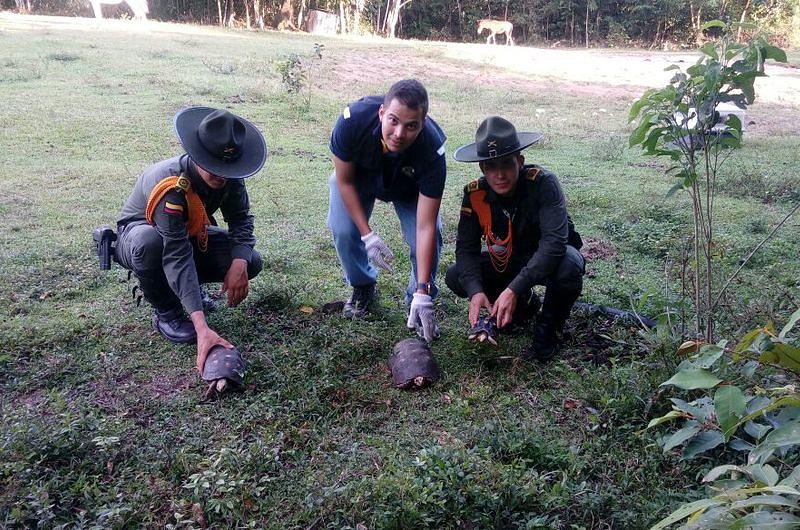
[730,494,798,510]
[703,464,744,483]
[701,19,726,31]
[664,64,681,71]
[779,308,800,340]
[744,421,772,441]
[671,397,715,422]
[763,343,800,374]
[646,410,685,429]
[749,420,800,465]
[763,44,788,63]
[747,463,780,487]
[649,498,725,530]
[735,328,766,355]
[662,422,702,452]
[735,396,800,429]
[629,116,655,147]
[629,97,649,122]
[715,385,747,440]
[662,368,722,390]
[695,345,724,368]
[700,42,718,60]
[683,430,725,459]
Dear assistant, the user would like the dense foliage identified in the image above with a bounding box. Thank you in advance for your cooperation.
[4,0,800,47]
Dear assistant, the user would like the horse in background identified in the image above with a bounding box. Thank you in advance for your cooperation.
[90,0,148,19]
[477,19,514,46]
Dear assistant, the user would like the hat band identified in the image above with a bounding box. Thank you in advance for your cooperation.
[478,139,520,159]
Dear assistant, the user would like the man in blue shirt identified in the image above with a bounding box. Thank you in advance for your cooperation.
[327,79,446,342]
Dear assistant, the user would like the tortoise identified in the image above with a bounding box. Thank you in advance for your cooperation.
[202,345,245,399]
[388,338,441,389]
[468,315,499,346]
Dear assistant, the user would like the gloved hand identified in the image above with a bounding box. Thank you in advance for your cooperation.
[407,292,440,343]
[361,231,395,273]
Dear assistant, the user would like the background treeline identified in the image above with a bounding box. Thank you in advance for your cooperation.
[5,0,800,47]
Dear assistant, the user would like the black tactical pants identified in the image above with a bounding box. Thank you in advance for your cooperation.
[115,222,263,312]
[446,246,584,300]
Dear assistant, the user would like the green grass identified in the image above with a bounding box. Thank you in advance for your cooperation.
[1,14,799,529]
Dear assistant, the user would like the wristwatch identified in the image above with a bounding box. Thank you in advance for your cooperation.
[416,281,432,295]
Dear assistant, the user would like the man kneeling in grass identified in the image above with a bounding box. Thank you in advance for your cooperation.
[115,107,267,373]
[446,117,584,361]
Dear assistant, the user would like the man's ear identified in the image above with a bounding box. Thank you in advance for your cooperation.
[517,154,525,166]
[378,104,385,121]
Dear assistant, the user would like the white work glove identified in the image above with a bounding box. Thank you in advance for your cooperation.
[361,231,395,273]
[407,292,440,343]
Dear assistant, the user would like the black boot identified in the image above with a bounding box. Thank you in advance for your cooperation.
[152,306,197,344]
[134,269,196,344]
[523,288,580,363]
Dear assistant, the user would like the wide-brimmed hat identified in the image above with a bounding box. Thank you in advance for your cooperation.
[453,116,542,162]
[174,106,267,179]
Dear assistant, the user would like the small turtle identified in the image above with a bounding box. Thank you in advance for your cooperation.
[388,338,441,389]
[202,345,245,399]
[468,316,499,346]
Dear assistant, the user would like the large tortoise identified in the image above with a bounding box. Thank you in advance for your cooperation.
[202,345,245,399]
[388,338,441,389]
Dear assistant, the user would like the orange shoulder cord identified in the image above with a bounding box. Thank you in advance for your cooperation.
[468,189,513,273]
[145,175,210,252]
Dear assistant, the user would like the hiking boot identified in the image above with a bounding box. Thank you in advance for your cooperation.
[152,307,197,344]
[343,283,376,319]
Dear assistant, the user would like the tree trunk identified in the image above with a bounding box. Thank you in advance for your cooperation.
[216,0,223,26]
[297,0,305,29]
[584,1,589,48]
[245,0,251,29]
[736,0,751,41]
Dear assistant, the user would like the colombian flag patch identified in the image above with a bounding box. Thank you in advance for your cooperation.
[163,201,184,216]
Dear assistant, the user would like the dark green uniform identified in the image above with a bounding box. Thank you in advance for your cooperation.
[445,164,583,310]
[116,155,262,314]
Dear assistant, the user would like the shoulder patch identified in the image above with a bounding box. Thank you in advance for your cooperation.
[466,178,481,192]
[460,206,473,216]
[526,167,541,181]
[343,106,351,119]
[436,143,446,156]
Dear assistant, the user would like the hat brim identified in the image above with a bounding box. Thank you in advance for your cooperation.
[453,132,543,163]
[174,107,268,179]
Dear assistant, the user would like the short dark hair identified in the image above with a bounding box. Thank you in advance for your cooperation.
[384,79,429,116]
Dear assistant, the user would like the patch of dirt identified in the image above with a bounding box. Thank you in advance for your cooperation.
[332,45,800,137]
[90,369,195,417]
[580,237,619,262]
[19,388,47,410]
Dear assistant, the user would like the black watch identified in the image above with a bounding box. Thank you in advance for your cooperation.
[416,281,432,295]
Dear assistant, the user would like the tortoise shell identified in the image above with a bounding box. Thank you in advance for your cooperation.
[388,338,441,389]
[468,316,498,346]
[202,345,245,387]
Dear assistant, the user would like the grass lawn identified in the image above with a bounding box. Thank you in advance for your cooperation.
[1,13,799,528]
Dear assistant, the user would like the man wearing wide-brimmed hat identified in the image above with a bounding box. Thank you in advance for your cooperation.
[116,107,267,373]
[446,116,584,362]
